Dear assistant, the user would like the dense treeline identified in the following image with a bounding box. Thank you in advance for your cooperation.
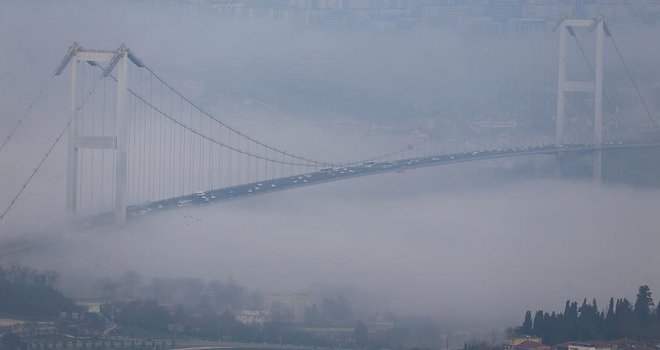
[97,272,358,345]
[105,300,338,347]
[94,272,257,311]
[519,285,660,344]
[0,266,443,349]
[0,264,76,318]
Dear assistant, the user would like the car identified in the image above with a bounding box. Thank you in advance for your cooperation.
[177,199,193,207]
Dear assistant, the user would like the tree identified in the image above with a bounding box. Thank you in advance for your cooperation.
[521,310,533,335]
[322,295,353,325]
[0,264,75,317]
[354,320,368,348]
[94,278,120,301]
[121,270,142,299]
[576,298,601,340]
[532,310,544,336]
[604,297,616,339]
[634,285,654,326]
[304,304,324,326]
[463,339,491,350]
[113,299,172,332]
[614,298,634,337]
[488,329,499,347]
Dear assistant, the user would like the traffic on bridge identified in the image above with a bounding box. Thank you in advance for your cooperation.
[127,139,658,220]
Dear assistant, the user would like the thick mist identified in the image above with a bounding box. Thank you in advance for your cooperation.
[11,165,660,330]
[2,0,660,334]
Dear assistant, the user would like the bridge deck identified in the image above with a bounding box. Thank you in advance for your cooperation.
[86,141,658,224]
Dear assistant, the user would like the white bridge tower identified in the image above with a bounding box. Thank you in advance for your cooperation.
[555,17,605,181]
[54,42,143,223]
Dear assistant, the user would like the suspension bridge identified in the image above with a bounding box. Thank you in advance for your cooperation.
[1,17,659,226]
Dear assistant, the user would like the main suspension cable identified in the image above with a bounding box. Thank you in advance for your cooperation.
[0,74,102,222]
[603,22,658,130]
[140,63,423,167]
[0,74,56,155]
[141,64,330,166]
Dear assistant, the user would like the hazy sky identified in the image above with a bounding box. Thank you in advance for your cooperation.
[2,0,660,333]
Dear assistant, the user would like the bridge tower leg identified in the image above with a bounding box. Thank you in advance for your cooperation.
[114,51,129,223]
[66,59,79,212]
[593,19,605,183]
[554,18,605,182]
[556,19,566,148]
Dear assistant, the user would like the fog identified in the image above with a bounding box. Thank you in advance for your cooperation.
[2,0,660,335]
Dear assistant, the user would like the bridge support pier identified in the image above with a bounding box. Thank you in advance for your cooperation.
[594,150,603,183]
[557,152,565,179]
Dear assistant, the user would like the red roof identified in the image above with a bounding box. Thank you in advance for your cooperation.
[516,341,550,350]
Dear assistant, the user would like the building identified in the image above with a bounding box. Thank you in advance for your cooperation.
[75,299,103,314]
[0,319,25,335]
[561,342,612,350]
[366,322,394,342]
[516,340,552,350]
[265,293,314,324]
[234,310,270,327]
[0,319,56,337]
[505,337,545,350]
[555,339,660,350]
[299,327,355,346]
[165,0,660,32]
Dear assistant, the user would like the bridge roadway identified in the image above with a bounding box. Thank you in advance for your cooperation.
[121,140,660,220]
